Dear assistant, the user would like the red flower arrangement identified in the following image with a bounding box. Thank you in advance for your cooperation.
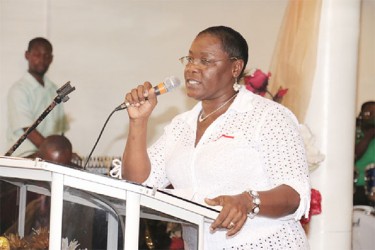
[300,188,322,225]
[244,69,288,103]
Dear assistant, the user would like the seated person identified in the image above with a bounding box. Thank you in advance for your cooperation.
[354,101,375,205]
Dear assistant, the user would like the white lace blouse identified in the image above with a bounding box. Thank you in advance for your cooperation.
[145,88,311,249]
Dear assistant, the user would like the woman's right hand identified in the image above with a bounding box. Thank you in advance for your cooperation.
[124,81,158,120]
[122,81,155,183]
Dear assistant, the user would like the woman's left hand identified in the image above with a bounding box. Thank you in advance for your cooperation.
[205,193,250,236]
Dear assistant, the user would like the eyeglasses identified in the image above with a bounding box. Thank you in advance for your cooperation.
[179,56,238,68]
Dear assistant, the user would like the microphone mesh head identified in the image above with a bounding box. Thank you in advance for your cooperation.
[164,76,181,92]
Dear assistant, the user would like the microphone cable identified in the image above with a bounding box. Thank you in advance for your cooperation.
[83,106,122,170]
[83,76,181,170]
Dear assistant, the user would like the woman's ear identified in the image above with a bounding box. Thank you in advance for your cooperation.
[232,59,244,78]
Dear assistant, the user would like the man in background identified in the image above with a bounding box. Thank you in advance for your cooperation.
[6,37,69,157]
[354,101,375,205]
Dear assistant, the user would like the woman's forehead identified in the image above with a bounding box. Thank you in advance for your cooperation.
[190,34,225,55]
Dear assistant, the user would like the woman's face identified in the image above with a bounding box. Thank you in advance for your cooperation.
[183,33,240,101]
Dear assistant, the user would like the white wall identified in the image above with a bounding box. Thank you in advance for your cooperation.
[0,0,288,157]
[357,0,375,113]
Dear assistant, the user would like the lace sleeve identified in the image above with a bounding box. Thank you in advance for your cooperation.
[144,131,171,188]
[258,105,311,220]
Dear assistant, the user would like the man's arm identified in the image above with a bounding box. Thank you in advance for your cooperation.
[24,128,45,148]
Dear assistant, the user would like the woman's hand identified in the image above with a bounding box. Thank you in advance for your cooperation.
[205,185,300,236]
[205,193,250,236]
[124,81,158,120]
[121,82,155,183]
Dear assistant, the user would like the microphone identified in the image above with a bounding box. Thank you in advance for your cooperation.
[115,76,181,111]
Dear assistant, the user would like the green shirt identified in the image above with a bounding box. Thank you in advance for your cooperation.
[355,138,375,186]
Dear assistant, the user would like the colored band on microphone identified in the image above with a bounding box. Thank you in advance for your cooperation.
[154,82,167,95]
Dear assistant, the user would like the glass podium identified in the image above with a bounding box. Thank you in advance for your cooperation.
[0,157,219,249]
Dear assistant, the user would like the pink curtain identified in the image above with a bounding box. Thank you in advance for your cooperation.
[269,0,322,123]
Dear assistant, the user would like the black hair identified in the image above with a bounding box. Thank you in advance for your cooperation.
[27,37,53,52]
[361,101,375,111]
[358,101,375,119]
[197,26,249,77]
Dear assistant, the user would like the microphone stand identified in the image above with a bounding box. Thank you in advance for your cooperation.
[5,81,76,156]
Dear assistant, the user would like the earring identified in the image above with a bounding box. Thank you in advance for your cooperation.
[233,78,241,91]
